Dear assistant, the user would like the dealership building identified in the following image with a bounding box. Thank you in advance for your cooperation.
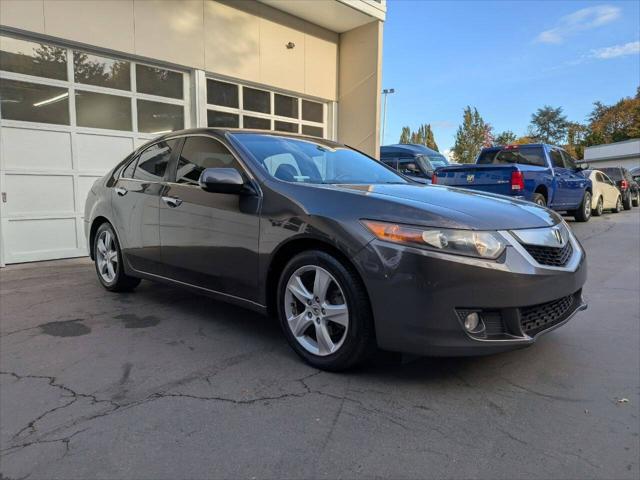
[0,0,386,265]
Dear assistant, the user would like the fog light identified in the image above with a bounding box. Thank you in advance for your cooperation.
[464,312,480,332]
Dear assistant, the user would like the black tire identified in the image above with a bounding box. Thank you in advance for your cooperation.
[531,193,546,207]
[277,250,376,371]
[93,222,141,292]
[593,196,603,216]
[613,195,622,213]
[573,191,592,222]
[632,192,639,207]
[622,192,632,210]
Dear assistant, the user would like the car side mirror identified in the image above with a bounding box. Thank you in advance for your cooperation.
[199,168,245,194]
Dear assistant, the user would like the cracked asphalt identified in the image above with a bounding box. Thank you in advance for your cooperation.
[1,212,638,480]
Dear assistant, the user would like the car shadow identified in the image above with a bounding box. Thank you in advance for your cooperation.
[123,279,504,383]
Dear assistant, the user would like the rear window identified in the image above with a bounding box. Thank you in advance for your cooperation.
[477,146,546,167]
[600,167,622,180]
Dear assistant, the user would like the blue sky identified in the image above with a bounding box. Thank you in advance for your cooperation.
[381,0,640,154]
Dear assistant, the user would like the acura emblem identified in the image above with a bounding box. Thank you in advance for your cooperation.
[466,174,475,183]
[553,228,563,244]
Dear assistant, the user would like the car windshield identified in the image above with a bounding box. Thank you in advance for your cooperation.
[232,134,408,185]
[477,146,546,167]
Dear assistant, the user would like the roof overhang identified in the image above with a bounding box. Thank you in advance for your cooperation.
[258,0,385,33]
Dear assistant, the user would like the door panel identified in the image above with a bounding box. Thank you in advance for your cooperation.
[160,136,260,302]
[549,149,569,206]
[111,139,178,275]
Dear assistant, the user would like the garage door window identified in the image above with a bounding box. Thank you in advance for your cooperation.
[0,34,188,134]
[76,90,132,130]
[136,64,183,100]
[0,79,70,124]
[73,52,130,91]
[0,36,67,80]
[205,77,327,138]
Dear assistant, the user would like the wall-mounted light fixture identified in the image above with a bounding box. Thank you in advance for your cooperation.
[286,42,295,49]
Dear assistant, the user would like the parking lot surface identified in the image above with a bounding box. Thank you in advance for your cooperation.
[1,212,638,480]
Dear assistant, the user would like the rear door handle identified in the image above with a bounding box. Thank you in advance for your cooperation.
[162,196,183,208]
[114,187,128,196]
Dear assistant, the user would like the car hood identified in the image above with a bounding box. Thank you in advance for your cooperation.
[326,183,561,230]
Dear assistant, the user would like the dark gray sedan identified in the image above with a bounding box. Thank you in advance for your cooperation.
[85,129,587,371]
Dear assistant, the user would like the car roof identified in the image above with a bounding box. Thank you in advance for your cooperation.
[380,144,444,157]
[140,128,346,152]
[482,143,549,151]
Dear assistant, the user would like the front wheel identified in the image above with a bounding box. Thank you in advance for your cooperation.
[277,250,376,371]
[93,223,141,292]
[573,191,592,222]
[593,196,603,216]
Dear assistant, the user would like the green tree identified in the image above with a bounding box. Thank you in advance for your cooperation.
[529,105,568,144]
[452,106,488,163]
[584,91,640,146]
[565,122,588,159]
[399,126,411,144]
[494,130,517,146]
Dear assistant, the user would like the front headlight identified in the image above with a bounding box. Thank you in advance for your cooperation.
[362,220,505,259]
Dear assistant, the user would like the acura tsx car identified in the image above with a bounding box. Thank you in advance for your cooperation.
[85,129,588,371]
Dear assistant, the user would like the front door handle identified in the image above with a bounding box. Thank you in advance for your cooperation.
[162,196,183,208]
[114,187,128,196]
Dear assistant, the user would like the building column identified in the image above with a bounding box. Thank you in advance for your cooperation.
[337,21,383,159]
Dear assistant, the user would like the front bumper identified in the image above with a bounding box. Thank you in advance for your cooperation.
[353,229,588,356]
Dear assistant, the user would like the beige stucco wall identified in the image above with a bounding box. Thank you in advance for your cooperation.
[0,0,339,101]
[337,20,383,158]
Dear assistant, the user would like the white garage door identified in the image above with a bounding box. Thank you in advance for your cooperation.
[0,34,189,264]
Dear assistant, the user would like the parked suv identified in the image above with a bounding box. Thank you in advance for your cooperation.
[599,166,639,209]
[380,144,449,183]
[434,144,593,221]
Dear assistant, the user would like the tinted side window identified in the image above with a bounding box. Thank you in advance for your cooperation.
[595,173,604,182]
[398,159,423,177]
[601,168,622,180]
[176,136,242,185]
[549,149,564,169]
[561,151,576,169]
[380,156,399,169]
[133,139,177,182]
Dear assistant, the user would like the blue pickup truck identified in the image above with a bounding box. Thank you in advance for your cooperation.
[433,144,593,221]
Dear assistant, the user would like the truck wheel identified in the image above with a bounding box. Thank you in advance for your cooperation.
[531,193,546,207]
[593,196,603,216]
[574,191,592,222]
[622,192,632,210]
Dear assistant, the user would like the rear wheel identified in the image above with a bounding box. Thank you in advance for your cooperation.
[573,191,592,222]
[593,196,603,216]
[93,223,140,292]
[613,195,623,213]
[532,193,546,207]
[622,192,632,210]
[277,250,376,371]
[631,192,639,207]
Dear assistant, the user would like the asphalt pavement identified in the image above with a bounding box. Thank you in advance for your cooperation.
[1,211,638,479]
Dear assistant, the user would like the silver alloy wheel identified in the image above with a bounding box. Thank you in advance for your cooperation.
[597,197,603,215]
[284,265,349,356]
[584,193,591,217]
[96,230,118,283]
[617,196,622,211]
